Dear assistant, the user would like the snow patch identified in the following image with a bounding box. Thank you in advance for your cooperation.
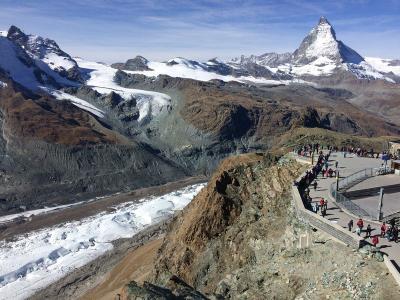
[0,183,205,299]
[129,59,285,85]
[0,81,7,88]
[0,37,40,90]
[365,57,400,77]
[48,89,105,118]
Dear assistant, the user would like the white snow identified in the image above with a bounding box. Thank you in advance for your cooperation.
[0,183,205,299]
[304,22,339,62]
[0,37,40,90]
[0,31,7,37]
[290,57,338,76]
[26,35,77,73]
[41,52,76,72]
[344,61,395,82]
[48,89,105,118]
[365,57,400,77]
[77,59,172,122]
[0,81,7,88]
[126,57,286,85]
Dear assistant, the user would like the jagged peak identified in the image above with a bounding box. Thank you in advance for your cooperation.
[318,16,331,26]
[6,25,28,42]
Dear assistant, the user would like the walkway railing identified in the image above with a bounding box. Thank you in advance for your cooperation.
[330,166,392,220]
[337,167,391,191]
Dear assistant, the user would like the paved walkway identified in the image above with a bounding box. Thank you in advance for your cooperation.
[308,152,400,266]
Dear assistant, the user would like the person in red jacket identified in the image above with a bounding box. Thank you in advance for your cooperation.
[381,222,387,237]
[372,235,379,247]
[356,218,364,231]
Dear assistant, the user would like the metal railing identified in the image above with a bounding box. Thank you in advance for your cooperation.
[337,167,391,191]
[330,166,392,220]
[330,185,377,219]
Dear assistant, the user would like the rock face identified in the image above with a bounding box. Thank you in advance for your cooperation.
[0,85,186,214]
[111,56,153,71]
[121,276,208,300]
[144,154,399,299]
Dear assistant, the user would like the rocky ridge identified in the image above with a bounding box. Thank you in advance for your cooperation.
[118,153,400,299]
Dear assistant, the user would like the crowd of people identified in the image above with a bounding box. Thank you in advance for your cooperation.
[347,217,399,247]
[295,144,397,161]
[295,143,399,249]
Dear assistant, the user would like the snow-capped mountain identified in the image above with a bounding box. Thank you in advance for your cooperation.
[0,26,81,91]
[231,52,292,68]
[6,26,83,82]
[292,16,363,65]
[112,56,293,84]
[231,17,398,82]
[113,17,399,84]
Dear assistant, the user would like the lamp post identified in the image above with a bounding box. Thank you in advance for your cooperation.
[378,187,384,221]
[335,171,339,201]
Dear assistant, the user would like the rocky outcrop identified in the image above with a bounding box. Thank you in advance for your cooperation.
[121,276,208,300]
[151,154,298,292]
[140,153,399,299]
[112,56,153,71]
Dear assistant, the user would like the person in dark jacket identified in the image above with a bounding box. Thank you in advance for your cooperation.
[348,219,354,232]
[365,224,372,238]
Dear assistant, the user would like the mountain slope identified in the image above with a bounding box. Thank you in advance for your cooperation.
[7,26,83,82]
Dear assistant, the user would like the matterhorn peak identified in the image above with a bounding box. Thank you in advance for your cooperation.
[292,16,363,65]
[318,16,330,25]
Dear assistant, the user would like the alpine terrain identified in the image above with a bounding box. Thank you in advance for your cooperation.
[0,14,399,300]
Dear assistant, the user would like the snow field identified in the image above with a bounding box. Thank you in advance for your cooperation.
[0,183,205,299]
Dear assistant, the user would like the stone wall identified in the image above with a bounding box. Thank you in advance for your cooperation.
[292,183,363,248]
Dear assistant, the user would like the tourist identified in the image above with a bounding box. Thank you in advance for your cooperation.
[335,161,338,168]
[365,224,372,238]
[319,198,325,209]
[372,235,379,247]
[324,199,328,211]
[311,202,317,213]
[313,181,318,191]
[348,219,353,232]
[387,226,393,242]
[393,227,399,243]
[322,206,327,218]
[356,227,361,236]
[356,218,364,232]
[381,222,387,237]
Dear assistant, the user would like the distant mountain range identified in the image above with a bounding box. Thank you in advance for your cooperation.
[0,17,399,96]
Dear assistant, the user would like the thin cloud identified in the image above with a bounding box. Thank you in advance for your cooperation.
[0,0,398,62]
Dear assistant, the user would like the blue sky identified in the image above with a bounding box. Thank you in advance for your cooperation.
[0,0,399,62]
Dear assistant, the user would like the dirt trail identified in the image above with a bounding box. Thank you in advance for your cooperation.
[81,238,162,300]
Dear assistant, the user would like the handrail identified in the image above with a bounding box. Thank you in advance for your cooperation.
[330,166,392,220]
